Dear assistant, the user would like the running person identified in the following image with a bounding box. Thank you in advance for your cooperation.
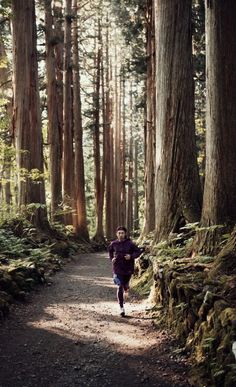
[108,226,143,317]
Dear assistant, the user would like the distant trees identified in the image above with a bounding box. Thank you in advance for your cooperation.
[0,0,234,248]
[0,0,146,238]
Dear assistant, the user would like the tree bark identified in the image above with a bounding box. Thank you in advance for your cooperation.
[101,38,106,236]
[120,73,126,226]
[126,86,133,233]
[53,0,64,154]
[114,44,121,228]
[0,38,12,211]
[12,0,48,228]
[105,19,114,240]
[63,0,74,225]
[72,0,89,241]
[45,0,63,222]
[143,0,156,235]
[201,0,236,225]
[93,20,104,241]
[126,135,133,233]
[154,0,202,241]
[133,139,139,231]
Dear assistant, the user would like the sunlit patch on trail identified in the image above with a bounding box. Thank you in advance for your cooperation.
[26,298,156,354]
[69,274,114,288]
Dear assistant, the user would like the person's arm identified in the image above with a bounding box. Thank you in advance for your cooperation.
[108,243,114,260]
[125,242,143,260]
[130,243,143,259]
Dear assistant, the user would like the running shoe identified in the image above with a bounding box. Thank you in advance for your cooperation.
[120,307,125,317]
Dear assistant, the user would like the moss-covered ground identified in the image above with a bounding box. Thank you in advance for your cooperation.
[133,226,236,386]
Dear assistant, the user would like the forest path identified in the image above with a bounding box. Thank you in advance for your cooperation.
[0,253,191,387]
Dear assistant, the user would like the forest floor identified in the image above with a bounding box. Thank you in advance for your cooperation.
[0,252,192,387]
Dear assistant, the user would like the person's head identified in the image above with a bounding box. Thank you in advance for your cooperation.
[116,226,127,241]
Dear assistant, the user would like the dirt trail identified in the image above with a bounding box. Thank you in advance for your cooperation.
[0,253,191,387]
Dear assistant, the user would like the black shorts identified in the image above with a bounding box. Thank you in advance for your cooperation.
[113,274,131,289]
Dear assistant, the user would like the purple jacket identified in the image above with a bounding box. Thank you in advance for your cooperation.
[108,238,142,275]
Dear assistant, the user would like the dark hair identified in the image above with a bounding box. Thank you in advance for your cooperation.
[116,226,127,233]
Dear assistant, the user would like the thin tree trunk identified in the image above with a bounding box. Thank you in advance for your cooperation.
[201,0,236,225]
[45,0,63,222]
[127,136,133,233]
[4,163,12,210]
[12,0,48,228]
[120,73,126,226]
[105,19,114,239]
[53,0,64,156]
[126,86,133,233]
[114,43,121,228]
[133,139,139,231]
[93,20,104,241]
[63,0,74,225]
[101,39,106,236]
[0,38,12,211]
[143,0,156,235]
[72,0,89,240]
[154,0,202,241]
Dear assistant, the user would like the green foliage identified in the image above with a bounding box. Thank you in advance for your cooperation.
[153,246,187,262]
[132,266,153,296]
[50,221,75,237]
[196,224,224,232]
[0,228,30,258]
[0,55,8,69]
[179,222,200,231]
[111,0,146,78]
[16,167,46,183]
[198,256,214,264]
[0,0,11,15]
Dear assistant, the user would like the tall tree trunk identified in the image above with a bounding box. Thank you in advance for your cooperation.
[53,0,64,155]
[105,19,114,239]
[101,40,106,237]
[4,159,12,210]
[12,0,48,228]
[201,0,236,226]
[143,0,156,235]
[126,86,133,233]
[127,135,133,233]
[133,139,139,231]
[120,73,126,226]
[63,0,74,225]
[154,0,202,241]
[45,0,63,222]
[0,38,12,211]
[113,42,122,228]
[93,20,104,241]
[72,0,89,241]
